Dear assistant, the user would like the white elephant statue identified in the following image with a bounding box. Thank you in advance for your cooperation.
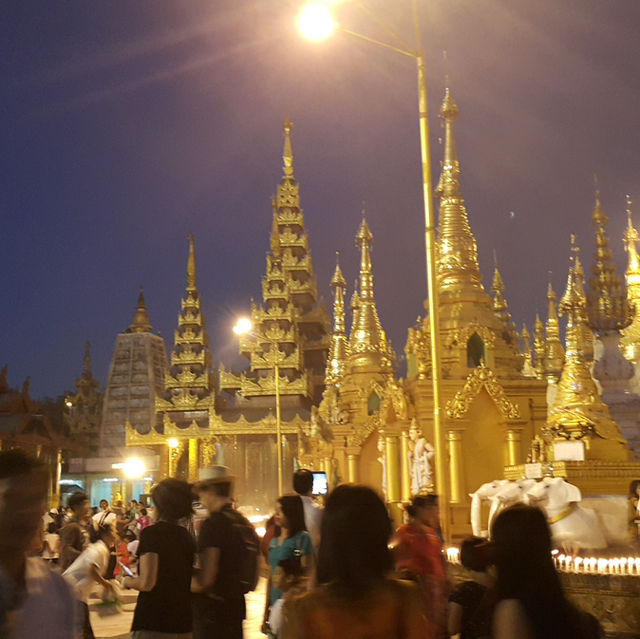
[489,478,538,533]
[469,479,510,537]
[526,477,608,551]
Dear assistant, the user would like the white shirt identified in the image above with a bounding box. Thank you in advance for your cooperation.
[300,496,323,549]
[92,509,117,530]
[5,558,76,639]
[62,540,110,602]
[269,598,285,636]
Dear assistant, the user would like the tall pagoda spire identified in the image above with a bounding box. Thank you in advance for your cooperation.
[348,214,393,371]
[326,255,348,386]
[521,324,536,377]
[128,288,152,333]
[434,88,483,297]
[544,282,564,380]
[587,191,633,332]
[548,237,626,450]
[220,117,329,403]
[156,234,214,428]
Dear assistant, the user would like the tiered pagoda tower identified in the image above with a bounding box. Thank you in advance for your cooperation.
[404,89,547,532]
[101,290,167,452]
[153,234,216,480]
[220,117,330,407]
[64,342,102,455]
[621,196,640,392]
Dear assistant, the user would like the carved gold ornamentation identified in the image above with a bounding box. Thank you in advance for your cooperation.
[446,363,520,419]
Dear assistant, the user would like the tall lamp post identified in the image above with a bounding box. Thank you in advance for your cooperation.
[298,1,448,539]
[233,318,283,496]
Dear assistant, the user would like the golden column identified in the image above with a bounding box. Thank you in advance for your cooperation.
[400,430,411,502]
[446,430,464,503]
[384,434,401,503]
[167,439,185,478]
[346,452,359,483]
[505,429,521,467]
[188,439,199,483]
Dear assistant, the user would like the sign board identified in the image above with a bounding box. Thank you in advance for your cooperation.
[524,462,543,479]
[553,440,585,461]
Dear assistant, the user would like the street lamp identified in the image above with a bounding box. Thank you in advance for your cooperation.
[298,0,448,539]
[233,317,284,496]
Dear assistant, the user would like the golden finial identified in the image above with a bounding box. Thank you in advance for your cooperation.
[129,288,152,333]
[533,313,546,379]
[187,233,197,289]
[544,278,565,380]
[330,252,346,288]
[282,115,294,178]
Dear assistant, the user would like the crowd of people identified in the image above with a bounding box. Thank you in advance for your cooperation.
[0,448,604,639]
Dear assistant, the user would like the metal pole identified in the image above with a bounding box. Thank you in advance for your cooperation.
[416,51,449,541]
[275,358,283,496]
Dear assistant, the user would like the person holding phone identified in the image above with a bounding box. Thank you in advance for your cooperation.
[119,478,195,639]
[293,469,323,550]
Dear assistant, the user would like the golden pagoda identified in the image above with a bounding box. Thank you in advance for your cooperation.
[533,313,546,378]
[544,282,565,382]
[402,89,547,533]
[219,117,330,406]
[325,256,348,388]
[152,234,216,481]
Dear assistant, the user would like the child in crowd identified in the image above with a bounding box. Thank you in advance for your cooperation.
[268,557,306,638]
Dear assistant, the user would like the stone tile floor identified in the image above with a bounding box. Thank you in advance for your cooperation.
[92,578,267,639]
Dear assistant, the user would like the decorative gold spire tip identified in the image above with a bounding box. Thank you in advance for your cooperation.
[187,233,197,288]
[282,115,294,178]
[440,87,459,121]
[129,287,152,333]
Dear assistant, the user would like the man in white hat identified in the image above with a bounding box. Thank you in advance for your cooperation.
[191,465,255,639]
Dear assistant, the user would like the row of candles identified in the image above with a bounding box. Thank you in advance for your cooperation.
[445,546,640,576]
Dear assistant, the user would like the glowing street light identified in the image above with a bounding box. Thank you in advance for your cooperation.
[123,457,146,479]
[297,0,449,540]
[233,317,283,496]
[297,2,336,42]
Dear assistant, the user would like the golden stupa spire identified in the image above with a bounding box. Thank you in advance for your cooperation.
[282,115,294,178]
[187,232,197,289]
[521,324,535,374]
[270,196,281,256]
[491,252,515,336]
[348,212,393,370]
[533,314,546,378]
[83,340,92,377]
[434,88,483,297]
[129,288,152,333]
[587,191,633,332]
[548,237,626,446]
[544,281,564,379]
[326,253,348,386]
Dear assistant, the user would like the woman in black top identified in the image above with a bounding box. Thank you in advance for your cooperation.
[120,479,195,638]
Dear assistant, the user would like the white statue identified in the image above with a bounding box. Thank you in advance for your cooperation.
[408,420,435,494]
[527,477,607,551]
[469,479,510,537]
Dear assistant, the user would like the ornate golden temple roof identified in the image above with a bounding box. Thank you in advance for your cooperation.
[156,234,214,424]
[128,288,152,333]
[587,192,633,332]
[548,238,626,449]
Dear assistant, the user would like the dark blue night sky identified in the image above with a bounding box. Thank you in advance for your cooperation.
[2,1,640,398]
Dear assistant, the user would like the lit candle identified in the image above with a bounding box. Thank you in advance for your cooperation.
[573,557,582,574]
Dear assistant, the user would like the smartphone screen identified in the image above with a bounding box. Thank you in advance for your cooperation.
[118,562,135,578]
[312,471,328,495]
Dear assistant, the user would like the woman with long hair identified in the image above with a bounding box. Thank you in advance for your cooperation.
[491,504,602,639]
[282,484,429,639]
[119,478,195,639]
[391,494,447,638]
[262,494,314,634]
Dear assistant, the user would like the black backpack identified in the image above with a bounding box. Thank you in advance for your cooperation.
[223,509,260,594]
